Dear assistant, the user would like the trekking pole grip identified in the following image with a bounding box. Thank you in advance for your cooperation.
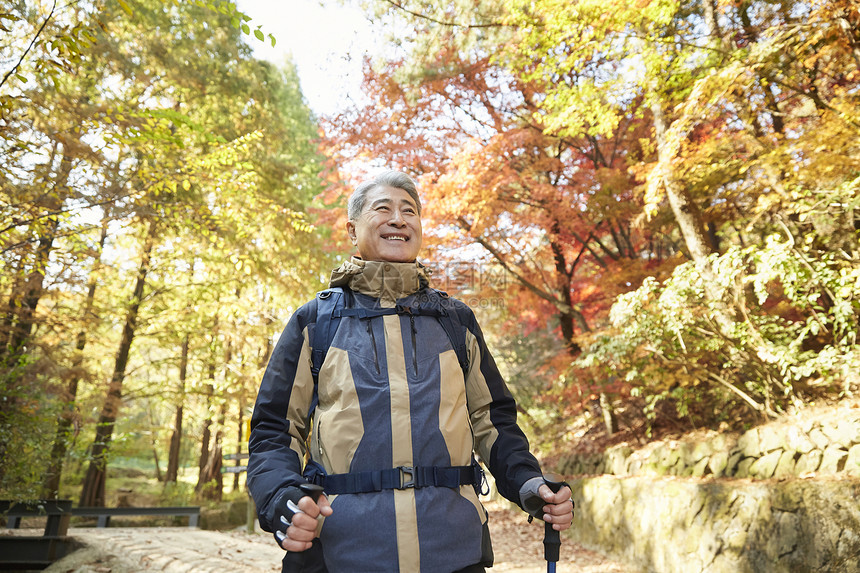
[542,474,564,565]
[300,483,324,503]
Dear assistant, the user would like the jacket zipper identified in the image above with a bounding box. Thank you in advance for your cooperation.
[366,319,381,374]
[410,314,417,376]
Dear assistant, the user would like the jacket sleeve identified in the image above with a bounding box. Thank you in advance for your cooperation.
[247,299,318,532]
[459,303,543,506]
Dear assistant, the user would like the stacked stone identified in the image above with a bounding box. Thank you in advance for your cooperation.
[559,408,860,479]
[569,476,860,573]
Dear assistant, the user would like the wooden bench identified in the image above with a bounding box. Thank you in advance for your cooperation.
[71,505,200,528]
[0,500,73,570]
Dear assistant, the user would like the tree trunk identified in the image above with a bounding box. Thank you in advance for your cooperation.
[152,446,163,482]
[43,217,109,499]
[233,404,244,492]
[165,335,189,484]
[599,391,617,435]
[196,361,215,492]
[0,215,60,481]
[79,221,156,507]
[650,95,779,417]
[197,403,224,501]
[198,336,231,500]
[148,406,163,482]
[201,407,225,501]
[0,149,70,365]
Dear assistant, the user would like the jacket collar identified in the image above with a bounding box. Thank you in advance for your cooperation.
[329,257,430,306]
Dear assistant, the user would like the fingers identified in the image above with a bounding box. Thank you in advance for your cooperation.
[279,535,313,552]
[278,493,332,552]
[538,485,574,531]
[296,494,328,518]
[316,493,333,517]
[539,484,571,504]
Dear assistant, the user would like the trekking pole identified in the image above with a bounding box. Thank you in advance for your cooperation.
[300,482,324,503]
[522,474,566,573]
[282,484,325,570]
[542,474,565,573]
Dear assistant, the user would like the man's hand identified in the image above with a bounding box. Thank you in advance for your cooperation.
[275,493,333,552]
[537,484,573,531]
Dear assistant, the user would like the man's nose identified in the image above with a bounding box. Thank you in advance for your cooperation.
[389,210,406,226]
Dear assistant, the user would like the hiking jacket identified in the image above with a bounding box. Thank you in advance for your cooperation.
[248,258,543,573]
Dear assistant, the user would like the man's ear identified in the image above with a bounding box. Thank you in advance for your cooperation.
[346,220,357,245]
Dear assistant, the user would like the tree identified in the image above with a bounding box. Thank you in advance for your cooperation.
[330,0,859,433]
[503,0,860,415]
[1,0,330,499]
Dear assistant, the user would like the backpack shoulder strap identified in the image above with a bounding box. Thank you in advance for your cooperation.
[429,289,470,376]
[311,286,472,380]
[310,287,344,383]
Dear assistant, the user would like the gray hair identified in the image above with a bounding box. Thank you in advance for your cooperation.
[347,170,422,221]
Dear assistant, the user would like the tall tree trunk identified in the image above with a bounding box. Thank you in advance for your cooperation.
[148,406,163,482]
[650,95,779,417]
[198,335,231,500]
[196,361,215,492]
[43,216,109,499]
[79,221,156,507]
[0,150,70,364]
[0,215,65,484]
[199,407,225,501]
[650,101,722,286]
[0,150,73,481]
[0,217,60,480]
[233,402,244,492]
[165,334,189,484]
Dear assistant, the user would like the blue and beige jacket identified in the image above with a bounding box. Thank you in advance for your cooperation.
[248,258,543,572]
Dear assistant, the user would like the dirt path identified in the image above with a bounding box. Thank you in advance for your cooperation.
[42,502,639,573]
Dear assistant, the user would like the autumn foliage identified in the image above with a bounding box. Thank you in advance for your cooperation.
[322,0,860,446]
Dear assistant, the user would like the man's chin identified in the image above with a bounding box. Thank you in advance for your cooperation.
[377,254,418,263]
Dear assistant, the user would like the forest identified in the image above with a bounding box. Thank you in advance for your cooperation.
[1,0,858,508]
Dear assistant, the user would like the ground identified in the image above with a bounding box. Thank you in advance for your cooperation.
[39,501,639,573]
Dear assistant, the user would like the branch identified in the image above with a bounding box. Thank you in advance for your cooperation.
[707,372,777,417]
[383,0,510,29]
[0,193,135,237]
[456,216,571,313]
[0,0,57,90]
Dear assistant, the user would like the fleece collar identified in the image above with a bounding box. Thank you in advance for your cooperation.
[329,257,430,306]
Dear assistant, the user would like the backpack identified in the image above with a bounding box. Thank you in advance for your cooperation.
[309,286,471,385]
[303,286,488,496]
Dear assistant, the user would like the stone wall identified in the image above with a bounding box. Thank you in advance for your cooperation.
[556,404,860,572]
[558,406,860,479]
[568,475,860,573]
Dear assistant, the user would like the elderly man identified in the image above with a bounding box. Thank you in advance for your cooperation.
[248,170,573,573]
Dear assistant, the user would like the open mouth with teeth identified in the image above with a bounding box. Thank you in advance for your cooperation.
[382,234,409,241]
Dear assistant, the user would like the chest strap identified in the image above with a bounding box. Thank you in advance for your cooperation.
[310,464,483,495]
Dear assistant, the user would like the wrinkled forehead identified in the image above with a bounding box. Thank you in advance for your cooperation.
[365,185,419,211]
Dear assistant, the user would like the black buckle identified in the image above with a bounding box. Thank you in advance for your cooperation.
[473,462,489,495]
[398,466,415,488]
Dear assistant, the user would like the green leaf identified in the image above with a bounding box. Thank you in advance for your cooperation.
[117,0,133,15]
[254,29,264,42]
[268,33,276,48]
[241,23,250,35]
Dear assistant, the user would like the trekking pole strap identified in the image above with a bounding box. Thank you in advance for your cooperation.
[311,464,482,494]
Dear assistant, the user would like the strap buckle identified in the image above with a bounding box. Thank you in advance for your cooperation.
[397,466,415,489]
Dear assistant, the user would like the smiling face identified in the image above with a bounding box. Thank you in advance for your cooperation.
[346,185,423,262]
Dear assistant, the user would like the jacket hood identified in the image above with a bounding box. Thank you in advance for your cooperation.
[329,257,431,306]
